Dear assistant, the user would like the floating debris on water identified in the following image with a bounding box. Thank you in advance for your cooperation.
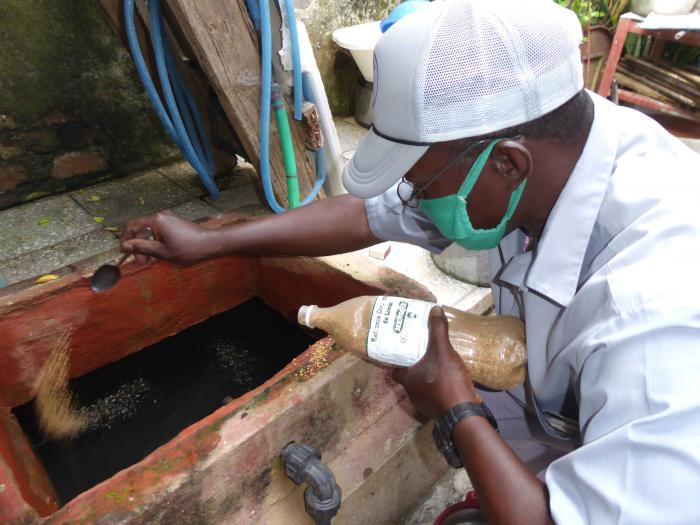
[81,378,156,432]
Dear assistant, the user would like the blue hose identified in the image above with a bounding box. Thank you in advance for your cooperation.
[245,0,261,31]
[124,0,219,198]
[257,0,324,212]
[258,0,282,212]
[283,0,303,121]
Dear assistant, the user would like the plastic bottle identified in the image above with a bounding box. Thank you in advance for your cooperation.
[298,296,526,390]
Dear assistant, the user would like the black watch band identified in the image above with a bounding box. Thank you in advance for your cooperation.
[432,401,499,469]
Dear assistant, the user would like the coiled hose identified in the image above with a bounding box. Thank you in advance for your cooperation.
[124,0,219,198]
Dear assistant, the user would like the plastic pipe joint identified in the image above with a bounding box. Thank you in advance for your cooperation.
[282,443,342,524]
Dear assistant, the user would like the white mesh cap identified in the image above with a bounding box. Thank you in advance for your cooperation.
[343,0,583,199]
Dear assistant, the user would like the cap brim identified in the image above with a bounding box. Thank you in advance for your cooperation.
[342,129,429,199]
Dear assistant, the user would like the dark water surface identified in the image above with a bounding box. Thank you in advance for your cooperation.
[13,298,318,505]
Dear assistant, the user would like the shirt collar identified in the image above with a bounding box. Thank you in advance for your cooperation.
[524,92,619,307]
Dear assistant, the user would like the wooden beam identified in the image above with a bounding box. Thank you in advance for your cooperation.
[165,0,324,205]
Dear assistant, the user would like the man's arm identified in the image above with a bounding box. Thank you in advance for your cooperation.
[394,308,553,525]
[121,194,380,265]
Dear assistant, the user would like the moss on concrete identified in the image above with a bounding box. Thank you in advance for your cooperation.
[0,0,178,204]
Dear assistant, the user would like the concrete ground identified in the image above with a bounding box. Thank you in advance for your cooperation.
[0,160,261,288]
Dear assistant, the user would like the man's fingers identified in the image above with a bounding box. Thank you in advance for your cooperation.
[122,216,156,241]
[122,238,167,260]
[427,306,450,351]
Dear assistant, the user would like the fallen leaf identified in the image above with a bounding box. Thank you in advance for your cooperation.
[104,226,120,233]
[94,217,104,223]
[37,218,50,226]
[35,274,60,284]
[26,192,50,201]
[87,195,101,202]
[138,197,145,205]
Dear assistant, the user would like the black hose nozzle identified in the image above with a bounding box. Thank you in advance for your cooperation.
[282,443,342,525]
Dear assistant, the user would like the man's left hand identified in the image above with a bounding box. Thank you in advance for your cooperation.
[393,306,481,420]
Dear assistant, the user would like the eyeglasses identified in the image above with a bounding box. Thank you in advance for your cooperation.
[396,136,521,208]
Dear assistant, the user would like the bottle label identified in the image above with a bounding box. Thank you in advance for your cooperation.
[366,296,436,367]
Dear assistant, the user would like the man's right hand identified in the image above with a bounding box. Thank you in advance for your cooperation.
[121,211,217,266]
[120,194,378,267]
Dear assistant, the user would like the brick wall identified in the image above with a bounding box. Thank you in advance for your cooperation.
[0,0,180,211]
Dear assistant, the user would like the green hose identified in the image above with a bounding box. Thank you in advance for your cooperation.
[271,84,300,209]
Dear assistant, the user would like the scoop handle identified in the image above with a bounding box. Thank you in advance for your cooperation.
[116,226,152,267]
[115,252,131,267]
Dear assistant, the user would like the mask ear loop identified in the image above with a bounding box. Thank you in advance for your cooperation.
[455,139,528,234]
[455,139,502,199]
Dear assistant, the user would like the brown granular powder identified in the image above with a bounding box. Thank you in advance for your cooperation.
[295,339,333,381]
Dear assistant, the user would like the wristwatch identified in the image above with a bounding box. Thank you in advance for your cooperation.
[433,401,499,469]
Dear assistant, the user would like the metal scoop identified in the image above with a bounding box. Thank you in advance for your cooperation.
[90,252,133,293]
[90,227,153,293]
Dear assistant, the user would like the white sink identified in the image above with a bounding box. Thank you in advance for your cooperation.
[332,21,382,82]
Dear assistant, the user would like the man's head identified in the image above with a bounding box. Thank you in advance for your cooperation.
[402,90,594,238]
[342,0,590,243]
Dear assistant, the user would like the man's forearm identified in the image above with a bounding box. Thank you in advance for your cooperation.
[206,193,380,258]
[454,416,553,525]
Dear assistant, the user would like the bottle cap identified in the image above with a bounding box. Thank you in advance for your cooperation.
[298,305,318,328]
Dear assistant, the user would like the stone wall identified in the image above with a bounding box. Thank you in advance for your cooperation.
[0,0,179,211]
[296,0,401,116]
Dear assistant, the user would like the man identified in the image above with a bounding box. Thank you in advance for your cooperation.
[122,0,700,523]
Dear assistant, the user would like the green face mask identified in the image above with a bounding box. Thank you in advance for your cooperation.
[418,139,527,251]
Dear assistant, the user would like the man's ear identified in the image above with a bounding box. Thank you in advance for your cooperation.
[491,141,532,191]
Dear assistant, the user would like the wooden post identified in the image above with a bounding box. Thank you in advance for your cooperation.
[165,0,323,205]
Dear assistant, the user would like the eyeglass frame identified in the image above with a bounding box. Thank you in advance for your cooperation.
[396,135,522,208]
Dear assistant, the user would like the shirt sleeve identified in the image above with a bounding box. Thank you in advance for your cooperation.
[364,183,452,253]
[545,305,700,524]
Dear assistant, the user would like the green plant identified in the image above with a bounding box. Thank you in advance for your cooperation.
[557,0,606,27]
[556,0,629,28]
[603,0,630,27]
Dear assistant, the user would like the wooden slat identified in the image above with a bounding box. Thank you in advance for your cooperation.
[623,57,700,103]
[615,69,675,105]
[648,57,700,89]
[165,0,323,205]
[619,60,699,109]
[617,89,700,122]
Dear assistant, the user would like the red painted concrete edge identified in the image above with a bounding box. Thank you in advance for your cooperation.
[40,337,346,523]
[0,409,58,517]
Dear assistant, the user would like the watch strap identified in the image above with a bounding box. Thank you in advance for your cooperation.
[432,402,499,469]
